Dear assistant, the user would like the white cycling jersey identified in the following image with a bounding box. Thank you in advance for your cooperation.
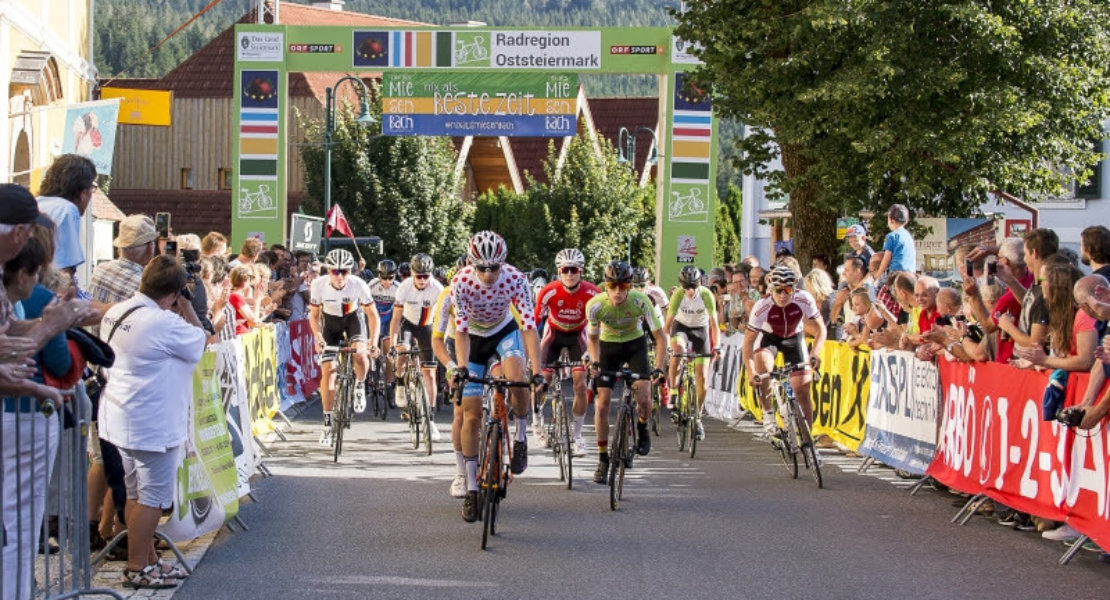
[310,275,373,318]
[394,277,444,326]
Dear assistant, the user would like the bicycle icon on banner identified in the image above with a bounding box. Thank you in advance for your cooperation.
[455,36,489,65]
[239,184,277,218]
[669,188,708,222]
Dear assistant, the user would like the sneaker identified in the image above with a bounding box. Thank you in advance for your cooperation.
[319,426,334,446]
[430,420,443,442]
[762,415,780,437]
[354,384,367,413]
[461,491,480,522]
[593,454,610,484]
[573,438,588,457]
[996,510,1019,527]
[449,473,467,498]
[636,424,651,455]
[510,440,528,474]
[694,420,705,441]
[1042,524,1081,542]
[671,411,681,425]
[1013,513,1037,531]
[395,385,407,408]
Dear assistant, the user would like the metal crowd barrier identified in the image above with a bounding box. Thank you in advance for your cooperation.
[1,384,122,600]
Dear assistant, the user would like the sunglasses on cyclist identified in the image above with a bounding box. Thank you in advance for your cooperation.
[330,269,349,276]
[633,282,647,289]
[379,276,394,281]
[772,286,794,296]
[560,266,580,275]
[682,283,699,290]
[606,281,631,292]
[475,264,501,273]
[414,273,431,280]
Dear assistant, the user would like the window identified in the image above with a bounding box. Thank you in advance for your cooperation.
[180,168,194,190]
[218,168,232,190]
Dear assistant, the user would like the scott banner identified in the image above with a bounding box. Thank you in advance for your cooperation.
[159,352,239,542]
[858,349,940,474]
[381,72,578,136]
[927,360,1110,552]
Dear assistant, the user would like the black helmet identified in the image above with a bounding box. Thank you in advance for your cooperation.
[678,265,701,286]
[410,252,434,274]
[530,267,549,281]
[632,266,650,285]
[603,260,633,284]
[433,266,447,283]
[398,262,411,278]
[377,259,397,278]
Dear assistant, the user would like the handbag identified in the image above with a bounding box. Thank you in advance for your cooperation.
[1041,368,1069,421]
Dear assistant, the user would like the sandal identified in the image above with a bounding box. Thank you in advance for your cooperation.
[157,558,190,578]
[121,564,180,589]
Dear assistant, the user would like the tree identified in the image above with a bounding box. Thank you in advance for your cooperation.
[715,184,742,265]
[472,134,656,281]
[297,92,470,266]
[675,1,1110,269]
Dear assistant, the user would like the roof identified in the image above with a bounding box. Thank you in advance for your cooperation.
[91,189,125,221]
[149,4,429,98]
[588,97,660,183]
[108,189,312,237]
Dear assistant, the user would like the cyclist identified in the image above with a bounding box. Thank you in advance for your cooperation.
[450,231,545,522]
[633,266,668,316]
[390,253,445,440]
[664,265,719,440]
[309,249,381,445]
[741,265,827,435]
[368,259,399,398]
[533,248,599,456]
[585,260,667,484]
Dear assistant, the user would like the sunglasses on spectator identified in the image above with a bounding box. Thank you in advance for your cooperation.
[772,286,794,296]
[606,282,631,292]
[560,266,580,275]
[475,264,501,273]
[330,269,349,276]
[414,273,431,280]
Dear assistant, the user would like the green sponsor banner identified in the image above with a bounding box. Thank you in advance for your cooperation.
[192,352,240,514]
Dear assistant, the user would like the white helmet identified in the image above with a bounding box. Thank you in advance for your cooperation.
[467,231,507,266]
[554,248,585,270]
[324,248,355,271]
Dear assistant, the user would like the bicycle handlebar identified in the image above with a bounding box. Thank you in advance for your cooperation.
[596,369,652,382]
[322,345,360,354]
[460,375,534,389]
[544,360,581,370]
[671,350,717,359]
[754,363,810,382]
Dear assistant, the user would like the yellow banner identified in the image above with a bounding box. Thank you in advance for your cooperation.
[241,328,281,436]
[101,86,173,126]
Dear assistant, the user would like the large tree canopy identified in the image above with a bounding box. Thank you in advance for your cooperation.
[675,1,1110,265]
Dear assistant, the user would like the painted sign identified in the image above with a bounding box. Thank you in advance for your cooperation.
[381,72,578,137]
[100,87,172,126]
[354,30,602,70]
[60,99,121,176]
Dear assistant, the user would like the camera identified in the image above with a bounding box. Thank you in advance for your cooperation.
[1057,406,1085,428]
[180,248,202,300]
[965,323,985,344]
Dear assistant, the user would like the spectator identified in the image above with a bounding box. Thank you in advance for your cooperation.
[35,154,97,282]
[869,271,918,349]
[289,251,315,322]
[867,253,883,282]
[229,237,263,267]
[953,243,985,284]
[811,253,832,277]
[1013,261,1095,372]
[203,256,236,343]
[914,276,942,337]
[175,234,213,335]
[749,266,767,297]
[726,263,752,331]
[98,256,206,589]
[201,231,228,259]
[830,255,876,327]
[995,229,1058,351]
[1075,275,1110,429]
[842,287,874,348]
[804,268,836,337]
[741,255,760,268]
[876,204,916,283]
[1081,225,1110,279]
[228,265,265,334]
[776,255,803,281]
[844,224,874,266]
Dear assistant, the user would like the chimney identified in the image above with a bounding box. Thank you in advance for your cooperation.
[312,0,344,10]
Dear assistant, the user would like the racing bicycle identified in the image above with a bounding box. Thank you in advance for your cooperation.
[755,364,823,488]
[600,368,651,511]
[322,343,357,462]
[541,357,576,489]
[366,354,389,421]
[672,347,715,458]
[393,335,433,455]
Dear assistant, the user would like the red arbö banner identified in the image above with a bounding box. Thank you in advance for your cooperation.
[927,360,1110,551]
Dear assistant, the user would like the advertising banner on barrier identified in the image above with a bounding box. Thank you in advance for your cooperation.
[241,328,281,436]
[858,349,940,474]
[214,340,255,498]
[810,343,870,450]
[927,360,1110,551]
[705,333,744,421]
[159,352,239,542]
[285,319,320,407]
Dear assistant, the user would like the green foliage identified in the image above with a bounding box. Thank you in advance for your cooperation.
[714,184,742,265]
[297,85,470,265]
[472,135,656,280]
[675,0,1110,265]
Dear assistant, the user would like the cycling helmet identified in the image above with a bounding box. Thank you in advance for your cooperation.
[768,265,797,289]
[531,268,550,281]
[324,249,355,271]
[398,263,411,279]
[433,266,447,283]
[410,252,434,274]
[468,230,507,266]
[678,265,701,287]
[603,260,634,284]
[554,248,585,270]
[377,259,397,278]
[632,266,650,285]
[455,254,468,268]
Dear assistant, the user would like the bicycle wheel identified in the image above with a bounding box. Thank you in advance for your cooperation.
[551,390,566,480]
[675,373,690,451]
[650,382,662,436]
[559,397,573,489]
[480,424,501,549]
[414,380,432,455]
[333,378,348,462]
[406,376,422,450]
[793,400,823,489]
[771,386,797,478]
[610,404,629,511]
[687,406,698,459]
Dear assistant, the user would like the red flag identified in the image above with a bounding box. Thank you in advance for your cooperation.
[325,204,355,238]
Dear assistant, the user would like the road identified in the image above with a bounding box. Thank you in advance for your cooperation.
[168,402,1110,600]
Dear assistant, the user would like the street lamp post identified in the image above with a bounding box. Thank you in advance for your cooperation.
[616,126,659,170]
[324,75,376,252]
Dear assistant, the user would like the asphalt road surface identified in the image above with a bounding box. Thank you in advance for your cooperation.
[171,401,1110,600]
